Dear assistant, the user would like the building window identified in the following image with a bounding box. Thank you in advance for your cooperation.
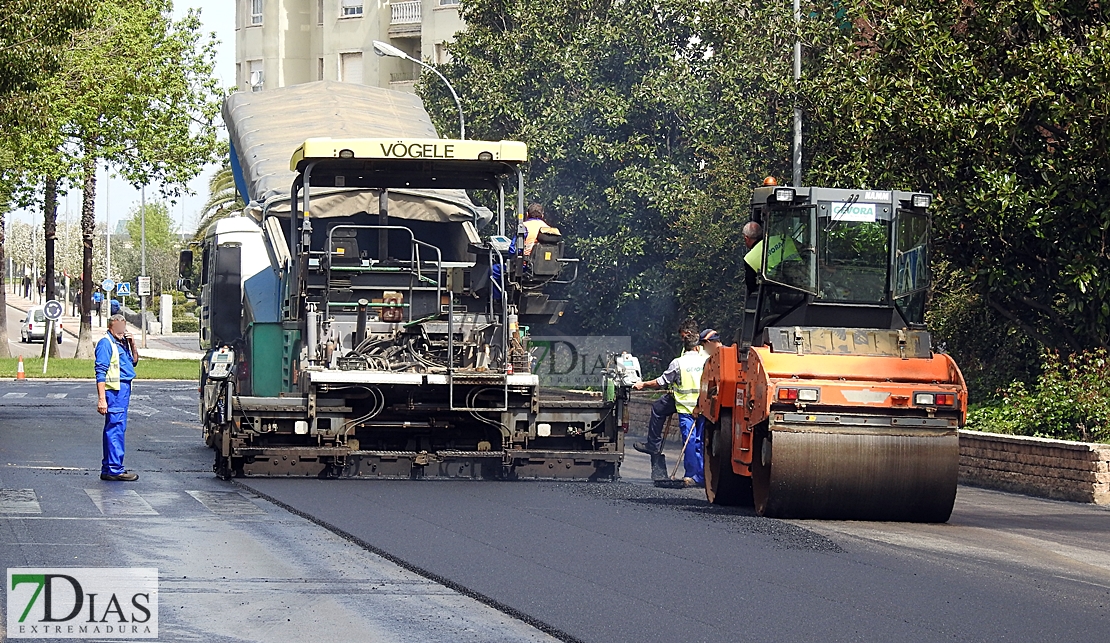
[340,52,363,84]
[341,0,363,17]
[249,59,264,92]
[434,42,451,65]
[318,57,325,81]
[439,0,460,5]
[250,0,263,26]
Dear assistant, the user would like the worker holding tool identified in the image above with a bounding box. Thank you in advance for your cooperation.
[633,329,708,487]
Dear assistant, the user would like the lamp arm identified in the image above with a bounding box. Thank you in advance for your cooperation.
[412,58,466,140]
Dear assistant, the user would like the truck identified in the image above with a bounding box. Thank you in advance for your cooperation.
[184,81,632,481]
[698,183,967,521]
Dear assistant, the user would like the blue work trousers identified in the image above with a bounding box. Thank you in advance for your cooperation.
[101,381,132,476]
[678,413,705,484]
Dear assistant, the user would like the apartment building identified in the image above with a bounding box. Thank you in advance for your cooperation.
[235,0,465,93]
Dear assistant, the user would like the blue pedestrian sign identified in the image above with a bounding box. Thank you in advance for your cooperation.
[116,281,132,296]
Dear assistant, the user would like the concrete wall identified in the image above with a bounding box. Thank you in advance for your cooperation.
[959,430,1110,505]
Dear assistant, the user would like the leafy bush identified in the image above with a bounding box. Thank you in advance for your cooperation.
[173,316,199,333]
[926,261,1041,403]
[967,349,1110,443]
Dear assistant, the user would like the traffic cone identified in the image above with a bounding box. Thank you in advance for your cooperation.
[16,355,26,380]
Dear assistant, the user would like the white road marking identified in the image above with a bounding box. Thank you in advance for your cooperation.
[186,490,268,516]
[84,488,159,515]
[3,392,27,398]
[172,395,195,402]
[46,393,67,399]
[0,489,41,514]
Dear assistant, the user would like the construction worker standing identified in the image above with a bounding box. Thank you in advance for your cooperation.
[95,314,141,481]
[633,331,708,487]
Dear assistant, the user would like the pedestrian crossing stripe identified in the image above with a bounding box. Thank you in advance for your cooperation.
[0,488,267,518]
[46,393,67,398]
[3,392,27,398]
[84,488,159,516]
[0,489,41,514]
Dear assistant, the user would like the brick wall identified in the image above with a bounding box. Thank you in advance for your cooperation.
[622,395,1110,506]
[959,430,1110,505]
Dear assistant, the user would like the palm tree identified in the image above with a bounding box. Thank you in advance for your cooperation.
[193,152,244,241]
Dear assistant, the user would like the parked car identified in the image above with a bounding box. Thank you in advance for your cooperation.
[19,307,63,344]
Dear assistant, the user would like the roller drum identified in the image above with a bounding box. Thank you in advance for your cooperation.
[755,427,958,522]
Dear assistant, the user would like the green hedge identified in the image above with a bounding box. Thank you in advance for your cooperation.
[173,317,199,333]
[967,349,1110,444]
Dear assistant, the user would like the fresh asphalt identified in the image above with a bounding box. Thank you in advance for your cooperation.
[2,379,1107,642]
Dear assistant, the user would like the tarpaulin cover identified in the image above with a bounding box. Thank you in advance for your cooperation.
[223,81,482,223]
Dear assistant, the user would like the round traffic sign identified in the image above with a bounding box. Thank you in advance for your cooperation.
[102,279,116,293]
[43,299,64,321]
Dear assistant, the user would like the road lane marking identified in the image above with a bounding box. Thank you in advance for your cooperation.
[172,395,195,402]
[46,392,68,398]
[130,406,159,417]
[84,488,159,515]
[0,489,41,514]
[3,392,27,398]
[186,490,268,516]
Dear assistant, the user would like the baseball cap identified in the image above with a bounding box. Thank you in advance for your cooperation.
[699,329,720,343]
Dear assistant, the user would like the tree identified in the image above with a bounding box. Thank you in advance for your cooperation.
[39,0,221,358]
[193,148,244,242]
[801,0,1110,354]
[0,1,96,357]
[118,201,180,296]
[426,0,718,359]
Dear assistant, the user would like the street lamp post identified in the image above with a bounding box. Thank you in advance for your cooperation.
[140,185,147,349]
[372,40,465,139]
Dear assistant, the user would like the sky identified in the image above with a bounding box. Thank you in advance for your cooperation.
[7,1,237,235]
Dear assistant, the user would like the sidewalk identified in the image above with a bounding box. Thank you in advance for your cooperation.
[5,290,203,360]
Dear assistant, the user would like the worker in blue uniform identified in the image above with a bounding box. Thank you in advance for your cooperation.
[95,313,140,481]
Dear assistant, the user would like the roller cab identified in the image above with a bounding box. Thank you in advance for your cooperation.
[700,186,966,521]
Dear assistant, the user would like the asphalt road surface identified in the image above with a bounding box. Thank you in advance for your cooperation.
[0,380,557,642]
[3,379,1108,642]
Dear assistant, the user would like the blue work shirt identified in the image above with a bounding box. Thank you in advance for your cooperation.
[95,334,137,384]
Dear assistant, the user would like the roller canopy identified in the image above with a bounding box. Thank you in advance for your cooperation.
[223,81,488,224]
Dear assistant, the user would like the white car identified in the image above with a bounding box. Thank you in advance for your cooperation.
[19,307,63,344]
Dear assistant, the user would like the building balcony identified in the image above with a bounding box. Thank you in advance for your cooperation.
[389,1,421,37]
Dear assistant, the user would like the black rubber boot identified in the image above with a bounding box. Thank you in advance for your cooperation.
[650,453,669,481]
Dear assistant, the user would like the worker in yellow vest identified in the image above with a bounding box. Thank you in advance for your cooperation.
[632,331,709,487]
[95,314,140,481]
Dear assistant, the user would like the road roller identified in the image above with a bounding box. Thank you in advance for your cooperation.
[699,184,966,521]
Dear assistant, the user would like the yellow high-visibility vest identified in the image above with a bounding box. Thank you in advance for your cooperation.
[104,335,121,391]
[674,350,708,415]
[745,235,800,273]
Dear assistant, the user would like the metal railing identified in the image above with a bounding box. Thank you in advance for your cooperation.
[391,1,421,24]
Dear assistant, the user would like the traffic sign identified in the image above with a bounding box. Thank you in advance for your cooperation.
[137,276,151,296]
[43,299,63,321]
[116,281,132,296]
[102,279,116,293]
